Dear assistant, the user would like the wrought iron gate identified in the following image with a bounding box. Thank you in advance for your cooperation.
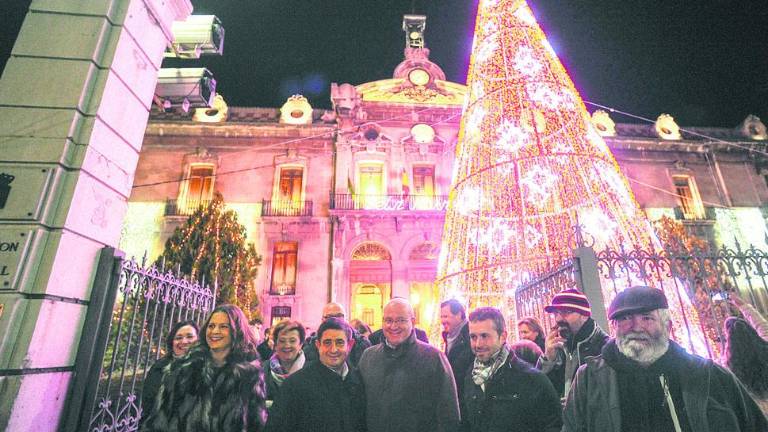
[62,248,216,432]
[516,236,768,359]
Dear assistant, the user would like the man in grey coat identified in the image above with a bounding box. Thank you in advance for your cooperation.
[358,298,460,432]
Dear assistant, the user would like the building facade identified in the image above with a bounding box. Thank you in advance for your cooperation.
[122,21,768,331]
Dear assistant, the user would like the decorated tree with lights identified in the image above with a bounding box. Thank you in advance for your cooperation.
[435,0,709,355]
[159,194,262,320]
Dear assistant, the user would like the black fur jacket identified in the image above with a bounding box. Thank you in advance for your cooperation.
[143,348,267,432]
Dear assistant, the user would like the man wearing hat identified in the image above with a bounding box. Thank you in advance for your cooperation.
[537,288,609,398]
[562,285,767,431]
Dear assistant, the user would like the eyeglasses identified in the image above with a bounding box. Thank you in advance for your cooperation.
[323,313,345,320]
[552,310,577,318]
[383,318,411,326]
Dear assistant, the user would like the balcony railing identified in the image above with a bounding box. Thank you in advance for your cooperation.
[261,200,314,217]
[165,198,212,216]
[270,283,296,296]
[674,205,716,222]
[331,194,449,211]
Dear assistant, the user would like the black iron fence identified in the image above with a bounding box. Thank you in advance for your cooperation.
[164,198,212,216]
[331,193,449,211]
[63,248,216,432]
[261,199,313,217]
[515,235,768,360]
[515,259,580,332]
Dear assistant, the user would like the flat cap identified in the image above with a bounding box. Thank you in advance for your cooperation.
[608,286,668,320]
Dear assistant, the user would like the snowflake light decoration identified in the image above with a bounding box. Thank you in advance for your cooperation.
[514,47,542,76]
[475,34,499,64]
[525,224,543,248]
[579,207,617,244]
[520,165,557,204]
[455,186,483,216]
[514,6,536,26]
[495,120,529,153]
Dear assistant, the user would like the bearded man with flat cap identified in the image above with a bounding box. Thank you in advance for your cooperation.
[563,285,767,432]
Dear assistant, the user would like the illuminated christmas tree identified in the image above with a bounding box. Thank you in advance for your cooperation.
[159,194,262,321]
[435,0,708,354]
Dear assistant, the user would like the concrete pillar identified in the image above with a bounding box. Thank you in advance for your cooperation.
[574,246,609,331]
[0,0,191,429]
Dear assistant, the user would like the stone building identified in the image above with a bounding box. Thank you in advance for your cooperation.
[122,18,768,330]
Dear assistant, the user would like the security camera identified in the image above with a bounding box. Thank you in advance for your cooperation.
[165,15,225,59]
[155,68,216,112]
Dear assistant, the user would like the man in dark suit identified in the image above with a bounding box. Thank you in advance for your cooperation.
[266,318,366,432]
[441,299,474,396]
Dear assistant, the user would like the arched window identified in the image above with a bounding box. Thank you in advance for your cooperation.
[351,242,391,261]
[408,242,439,260]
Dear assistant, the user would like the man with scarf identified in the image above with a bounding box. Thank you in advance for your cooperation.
[537,289,609,399]
[460,307,562,432]
[563,285,768,431]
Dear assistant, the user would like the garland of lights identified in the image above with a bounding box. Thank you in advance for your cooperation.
[435,0,710,356]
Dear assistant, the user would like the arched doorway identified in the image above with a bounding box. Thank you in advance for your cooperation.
[350,242,392,330]
[354,284,384,329]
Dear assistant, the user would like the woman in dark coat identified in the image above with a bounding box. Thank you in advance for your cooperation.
[144,304,267,432]
[141,320,199,424]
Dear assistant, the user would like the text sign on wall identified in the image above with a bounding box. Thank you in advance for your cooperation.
[0,164,55,221]
[0,228,33,290]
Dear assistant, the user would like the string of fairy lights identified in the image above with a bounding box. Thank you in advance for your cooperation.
[165,194,261,320]
[434,0,712,356]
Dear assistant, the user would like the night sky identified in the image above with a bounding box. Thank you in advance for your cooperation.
[2,0,767,127]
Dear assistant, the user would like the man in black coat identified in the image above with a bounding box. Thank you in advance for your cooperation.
[265,318,366,432]
[303,302,371,367]
[461,307,562,432]
[441,299,474,396]
[537,289,608,398]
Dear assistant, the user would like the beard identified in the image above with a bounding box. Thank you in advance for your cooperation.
[555,321,571,338]
[616,331,669,366]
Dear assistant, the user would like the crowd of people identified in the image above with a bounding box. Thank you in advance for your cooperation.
[140,286,768,432]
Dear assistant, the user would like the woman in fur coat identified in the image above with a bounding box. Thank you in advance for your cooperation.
[144,304,267,432]
[141,319,199,425]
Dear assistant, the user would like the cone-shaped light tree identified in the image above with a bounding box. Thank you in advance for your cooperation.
[435,0,708,355]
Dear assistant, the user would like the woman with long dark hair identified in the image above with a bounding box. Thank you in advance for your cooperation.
[145,304,267,431]
[724,316,768,416]
[141,320,199,423]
